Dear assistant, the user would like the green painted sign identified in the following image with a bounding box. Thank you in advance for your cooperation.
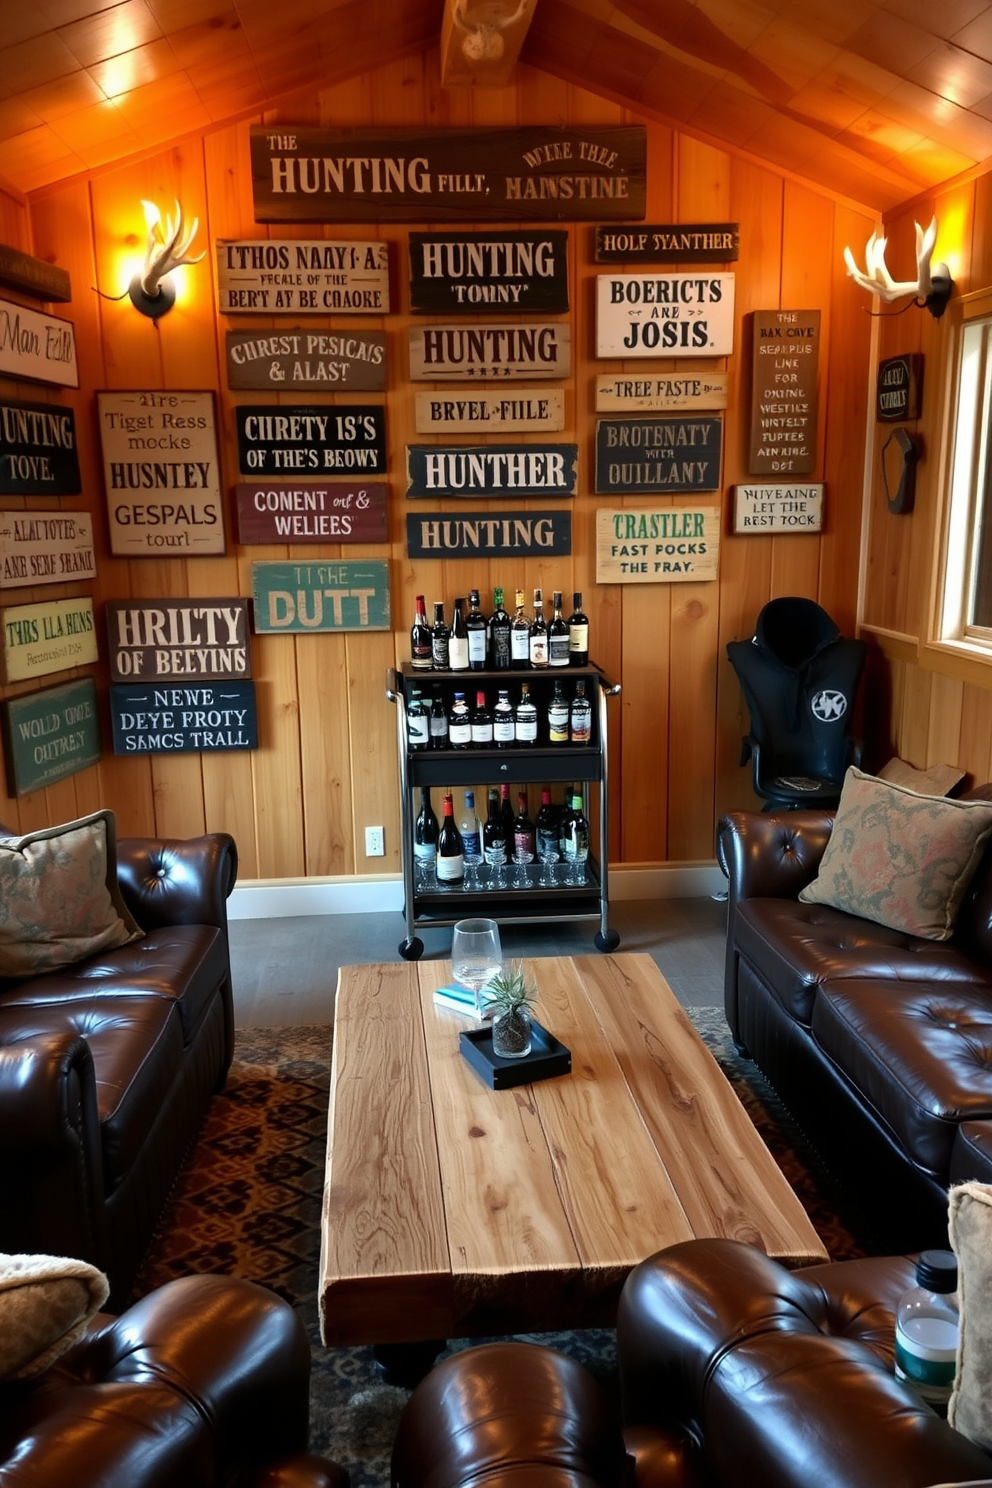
[251,560,390,633]
[1,678,100,796]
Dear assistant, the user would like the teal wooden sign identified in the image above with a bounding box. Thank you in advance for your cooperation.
[1,677,100,796]
[251,560,390,633]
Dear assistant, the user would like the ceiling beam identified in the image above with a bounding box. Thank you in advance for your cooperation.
[440,0,538,87]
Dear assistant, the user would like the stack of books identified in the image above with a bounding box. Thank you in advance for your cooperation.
[433,983,480,1016]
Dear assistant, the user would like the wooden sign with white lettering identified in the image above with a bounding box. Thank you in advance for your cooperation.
[415,390,564,432]
[251,560,390,633]
[2,678,100,796]
[0,298,78,387]
[409,231,569,313]
[733,484,824,533]
[0,511,95,589]
[0,596,97,683]
[406,510,571,559]
[595,374,727,412]
[594,223,739,263]
[409,323,570,381]
[235,482,387,544]
[250,126,646,223]
[0,242,71,303]
[215,240,390,314]
[596,507,720,583]
[110,681,258,754]
[749,310,820,476]
[407,444,577,498]
[97,391,225,556]
[225,329,386,391]
[235,406,386,477]
[105,599,251,683]
[596,274,735,357]
[595,418,722,494]
[0,398,81,494]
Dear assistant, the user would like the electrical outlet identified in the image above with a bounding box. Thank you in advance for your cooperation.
[365,825,384,857]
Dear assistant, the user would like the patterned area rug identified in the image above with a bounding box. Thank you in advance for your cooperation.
[132,1010,881,1487]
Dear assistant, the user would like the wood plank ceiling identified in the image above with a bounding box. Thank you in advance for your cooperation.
[3,0,992,210]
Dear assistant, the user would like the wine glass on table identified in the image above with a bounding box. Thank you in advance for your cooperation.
[451,918,502,1020]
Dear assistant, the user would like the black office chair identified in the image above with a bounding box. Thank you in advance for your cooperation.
[727,596,866,810]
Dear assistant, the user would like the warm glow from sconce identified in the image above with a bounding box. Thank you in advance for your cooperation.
[843,215,953,318]
[127,197,204,319]
[935,201,966,286]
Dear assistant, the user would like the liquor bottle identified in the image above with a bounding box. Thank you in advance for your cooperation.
[535,786,560,861]
[548,590,570,667]
[436,791,465,885]
[548,677,569,744]
[466,589,488,670]
[407,684,429,749]
[431,601,450,670]
[570,679,592,745]
[514,682,538,745]
[561,790,589,866]
[512,789,536,863]
[411,594,432,670]
[492,687,515,747]
[449,597,469,672]
[459,789,482,862]
[470,689,493,747]
[413,785,439,865]
[483,787,507,866]
[488,587,511,670]
[448,690,471,749]
[528,587,548,668]
[568,592,589,666]
[510,588,531,668]
[429,684,449,749]
[499,782,516,856]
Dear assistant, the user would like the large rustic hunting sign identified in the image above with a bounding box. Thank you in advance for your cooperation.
[0,511,95,588]
[235,481,387,544]
[235,405,386,476]
[1,596,97,683]
[215,240,390,313]
[595,223,740,264]
[596,507,720,583]
[749,310,820,475]
[595,417,722,494]
[225,329,386,391]
[0,398,81,494]
[250,126,646,222]
[406,510,571,559]
[0,242,71,302]
[733,483,824,533]
[105,600,251,683]
[110,682,258,754]
[415,390,564,433]
[2,678,100,796]
[409,231,568,313]
[596,274,735,357]
[406,444,578,499]
[409,323,570,381]
[0,298,77,387]
[595,373,727,413]
[251,560,390,633]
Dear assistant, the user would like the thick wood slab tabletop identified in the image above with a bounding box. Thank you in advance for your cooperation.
[319,953,827,1346]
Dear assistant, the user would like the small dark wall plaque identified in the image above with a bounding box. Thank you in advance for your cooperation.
[407,509,571,559]
[0,242,71,303]
[110,681,258,754]
[251,560,390,633]
[881,427,918,514]
[877,355,923,422]
[409,231,569,313]
[225,329,386,391]
[2,678,100,796]
[406,444,577,498]
[235,481,387,544]
[235,405,386,476]
[594,223,739,264]
[0,398,81,494]
[749,310,820,476]
[105,599,251,683]
[594,417,722,494]
[409,323,570,381]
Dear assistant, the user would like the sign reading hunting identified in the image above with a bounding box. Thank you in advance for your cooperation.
[406,510,571,559]
[409,323,570,380]
[409,231,568,313]
[236,406,386,475]
[0,399,80,494]
[406,444,577,498]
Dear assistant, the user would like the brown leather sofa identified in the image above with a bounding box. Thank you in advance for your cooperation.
[718,805,992,1249]
[0,827,238,1306]
[0,1272,347,1488]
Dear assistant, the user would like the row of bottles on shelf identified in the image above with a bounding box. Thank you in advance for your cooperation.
[408,677,592,749]
[414,783,590,887]
[411,588,589,672]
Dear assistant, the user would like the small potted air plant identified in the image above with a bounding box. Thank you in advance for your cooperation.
[483,961,536,1059]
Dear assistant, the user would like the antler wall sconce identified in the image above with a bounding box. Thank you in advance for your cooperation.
[453,0,529,62]
[128,199,205,319]
[844,216,952,319]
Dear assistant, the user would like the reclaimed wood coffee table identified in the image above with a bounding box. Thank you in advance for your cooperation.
[319,953,827,1348]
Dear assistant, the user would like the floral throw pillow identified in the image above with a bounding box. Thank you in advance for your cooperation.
[0,810,144,978]
[798,767,992,940]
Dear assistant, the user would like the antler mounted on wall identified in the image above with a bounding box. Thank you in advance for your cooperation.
[843,215,953,318]
[128,199,205,319]
[440,0,537,86]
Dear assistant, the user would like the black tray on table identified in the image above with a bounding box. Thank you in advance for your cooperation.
[459,1019,571,1089]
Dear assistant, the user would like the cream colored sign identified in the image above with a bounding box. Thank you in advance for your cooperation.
[215,240,390,314]
[596,506,720,583]
[732,483,823,533]
[596,274,735,358]
[414,390,564,432]
[0,511,95,589]
[595,373,728,412]
[1,596,97,682]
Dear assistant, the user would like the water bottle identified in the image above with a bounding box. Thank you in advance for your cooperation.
[894,1249,959,1410]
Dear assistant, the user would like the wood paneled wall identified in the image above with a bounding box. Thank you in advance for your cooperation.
[0,52,876,874]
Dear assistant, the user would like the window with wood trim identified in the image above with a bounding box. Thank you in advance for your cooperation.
[939,297,992,652]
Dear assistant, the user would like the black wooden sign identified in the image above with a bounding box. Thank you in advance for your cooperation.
[877,355,923,422]
[594,223,739,263]
[0,242,71,302]
[110,681,258,754]
[406,509,571,559]
[406,444,578,498]
[595,417,722,494]
[105,599,251,683]
[236,405,386,476]
[250,126,646,222]
[0,398,80,494]
[409,231,569,313]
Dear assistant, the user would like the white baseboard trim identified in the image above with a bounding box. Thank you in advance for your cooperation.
[227,862,725,920]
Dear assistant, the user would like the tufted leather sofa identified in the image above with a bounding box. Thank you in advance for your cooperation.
[718,803,992,1249]
[0,826,238,1306]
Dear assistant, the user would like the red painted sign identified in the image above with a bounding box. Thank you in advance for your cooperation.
[235,482,388,544]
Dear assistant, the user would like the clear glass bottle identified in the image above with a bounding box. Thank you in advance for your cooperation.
[510,588,531,669]
[895,1250,959,1410]
[407,684,429,749]
[459,789,482,862]
[470,689,493,747]
[568,591,589,666]
[411,594,432,670]
[548,590,570,667]
[489,587,511,670]
[431,600,450,670]
[529,586,548,668]
[570,678,592,745]
[448,689,471,749]
[466,588,488,671]
[436,791,465,885]
[548,677,569,744]
[561,789,590,868]
[429,684,449,750]
[493,687,515,747]
[449,597,469,672]
[514,682,538,744]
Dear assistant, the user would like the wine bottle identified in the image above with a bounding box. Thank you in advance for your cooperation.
[492,686,515,747]
[568,592,589,666]
[570,679,592,745]
[429,683,449,749]
[529,586,548,668]
[548,677,569,744]
[449,597,469,672]
[411,594,432,670]
[431,601,450,670]
[561,789,589,865]
[436,791,465,885]
[499,782,515,856]
[483,787,507,866]
[470,689,493,747]
[407,684,429,749]
[489,587,511,670]
[510,588,531,668]
[448,689,471,749]
[535,786,560,861]
[413,785,439,864]
[548,590,570,667]
[459,789,482,862]
[514,682,538,745]
[466,589,488,671]
[512,789,536,863]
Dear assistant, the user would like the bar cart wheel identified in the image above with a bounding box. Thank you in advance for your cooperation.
[594,928,620,953]
[399,936,424,961]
